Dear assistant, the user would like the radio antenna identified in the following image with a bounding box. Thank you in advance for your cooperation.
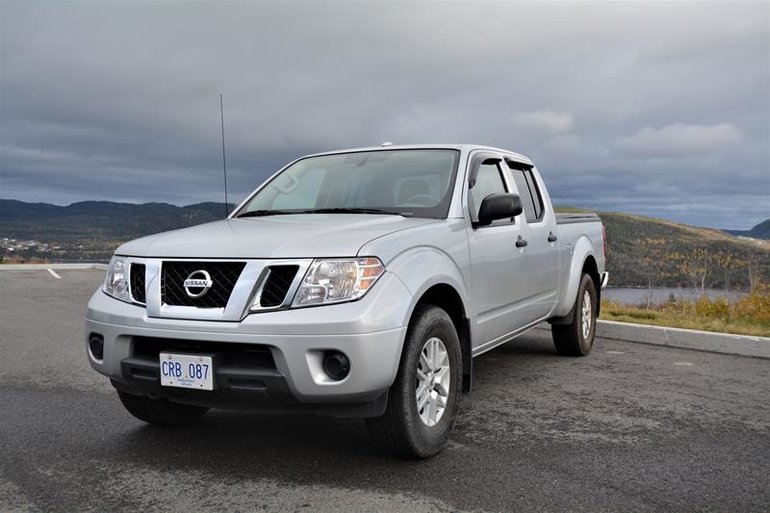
[219,93,229,218]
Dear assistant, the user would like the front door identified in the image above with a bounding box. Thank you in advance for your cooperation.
[466,153,532,350]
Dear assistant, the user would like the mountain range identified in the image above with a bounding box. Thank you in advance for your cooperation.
[0,199,235,241]
[724,219,770,240]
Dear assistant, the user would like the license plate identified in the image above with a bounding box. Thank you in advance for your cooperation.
[159,353,214,391]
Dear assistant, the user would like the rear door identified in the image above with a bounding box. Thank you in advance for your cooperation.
[503,159,561,318]
[465,152,532,349]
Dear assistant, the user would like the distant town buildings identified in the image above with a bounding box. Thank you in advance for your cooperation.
[1,237,66,260]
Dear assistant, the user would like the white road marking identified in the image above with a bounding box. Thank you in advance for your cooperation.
[673,361,694,366]
[46,268,62,279]
[606,350,625,355]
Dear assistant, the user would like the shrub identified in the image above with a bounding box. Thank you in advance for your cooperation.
[734,284,770,324]
[694,296,730,320]
[601,288,770,336]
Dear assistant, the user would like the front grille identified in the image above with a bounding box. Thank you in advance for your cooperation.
[161,261,245,308]
[130,263,146,304]
[132,337,276,369]
[258,265,299,307]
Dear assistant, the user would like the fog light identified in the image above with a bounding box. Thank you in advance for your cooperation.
[89,333,104,361]
[323,351,350,381]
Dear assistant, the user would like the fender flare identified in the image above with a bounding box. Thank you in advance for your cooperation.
[385,246,471,325]
[550,235,597,321]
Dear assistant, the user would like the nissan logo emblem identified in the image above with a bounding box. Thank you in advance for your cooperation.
[183,270,213,298]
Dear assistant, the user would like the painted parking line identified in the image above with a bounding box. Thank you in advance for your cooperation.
[47,268,62,279]
[606,350,625,355]
[673,361,695,366]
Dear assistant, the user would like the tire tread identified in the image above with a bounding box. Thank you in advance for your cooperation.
[366,305,462,458]
[551,273,597,357]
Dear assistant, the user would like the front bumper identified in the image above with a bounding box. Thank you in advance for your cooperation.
[86,273,411,416]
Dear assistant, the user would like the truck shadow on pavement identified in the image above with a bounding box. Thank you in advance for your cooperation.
[100,335,561,482]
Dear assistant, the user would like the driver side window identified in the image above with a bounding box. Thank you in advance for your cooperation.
[470,161,507,222]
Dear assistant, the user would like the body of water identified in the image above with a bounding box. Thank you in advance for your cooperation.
[603,287,747,305]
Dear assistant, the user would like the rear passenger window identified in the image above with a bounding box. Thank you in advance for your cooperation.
[470,161,507,222]
[523,170,544,220]
[506,163,544,223]
[509,171,537,222]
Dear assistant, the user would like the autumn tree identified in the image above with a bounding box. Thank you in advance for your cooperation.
[712,252,747,291]
[677,248,711,293]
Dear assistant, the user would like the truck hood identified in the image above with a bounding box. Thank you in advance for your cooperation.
[116,214,438,259]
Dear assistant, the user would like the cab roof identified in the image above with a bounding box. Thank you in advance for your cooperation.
[303,143,534,167]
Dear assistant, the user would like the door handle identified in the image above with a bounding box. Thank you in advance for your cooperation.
[516,236,528,248]
[547,232,558,242]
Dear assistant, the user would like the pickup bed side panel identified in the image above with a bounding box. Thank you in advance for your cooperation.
[551,228,603,318]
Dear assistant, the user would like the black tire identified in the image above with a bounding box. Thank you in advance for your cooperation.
[366,305,463,459]
[117,391,209,426]
[552,273,597,356]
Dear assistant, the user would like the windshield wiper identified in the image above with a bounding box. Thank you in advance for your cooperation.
[295,208,412,217]
[236,207,412,218]
[235,209,296,218]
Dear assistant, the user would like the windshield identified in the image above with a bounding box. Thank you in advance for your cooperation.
[236,149,460,219]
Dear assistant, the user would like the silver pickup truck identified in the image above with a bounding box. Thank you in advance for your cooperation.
[86,144,607,458]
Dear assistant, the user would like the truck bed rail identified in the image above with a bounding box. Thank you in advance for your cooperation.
[555,213,601,225]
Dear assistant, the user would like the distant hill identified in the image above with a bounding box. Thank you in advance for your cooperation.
[596,211,769,290]
[0,199,234,241]
[724,219,770,240]
[2,199,769,289]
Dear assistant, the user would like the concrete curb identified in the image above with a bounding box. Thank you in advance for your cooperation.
[538,320,770,359]
[0,263,108,271]
[595,320,770,359]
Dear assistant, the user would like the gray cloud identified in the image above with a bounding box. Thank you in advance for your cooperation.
[514,111,575,134]
[0,1,768,229]
[616,123,744,156]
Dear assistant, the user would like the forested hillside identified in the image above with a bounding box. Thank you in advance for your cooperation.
[599,212,769,290]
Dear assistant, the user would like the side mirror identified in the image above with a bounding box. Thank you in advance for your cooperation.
[476,193,522,227]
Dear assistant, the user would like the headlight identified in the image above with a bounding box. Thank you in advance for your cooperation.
[292,257,385,307]
[103,256,131,303]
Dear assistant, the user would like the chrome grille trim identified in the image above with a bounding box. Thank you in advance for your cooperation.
[160,261,246,308]
[251,265,301,310]
[130,258,313,322]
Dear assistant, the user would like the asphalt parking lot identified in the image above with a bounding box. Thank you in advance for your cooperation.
[1,268,768,512]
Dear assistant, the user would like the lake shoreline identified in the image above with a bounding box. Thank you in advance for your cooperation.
[603,287,748,305]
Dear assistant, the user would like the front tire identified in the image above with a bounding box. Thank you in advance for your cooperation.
[366,305,463,458]
[117,391,209,426]
[552,273,597,356]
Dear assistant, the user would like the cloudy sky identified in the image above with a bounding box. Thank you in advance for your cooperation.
[1,1,768,229]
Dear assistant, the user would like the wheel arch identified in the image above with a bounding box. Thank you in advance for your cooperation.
[411,283,473,393]
[382,245,472,392]
[581,255,601,317]
[550,235,601,323]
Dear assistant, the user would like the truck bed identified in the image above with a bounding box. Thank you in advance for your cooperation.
[556,213,601,225]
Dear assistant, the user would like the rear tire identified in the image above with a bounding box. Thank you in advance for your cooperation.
[366,305,463,459]
[117,391,208,426]
[552,273,597,356]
